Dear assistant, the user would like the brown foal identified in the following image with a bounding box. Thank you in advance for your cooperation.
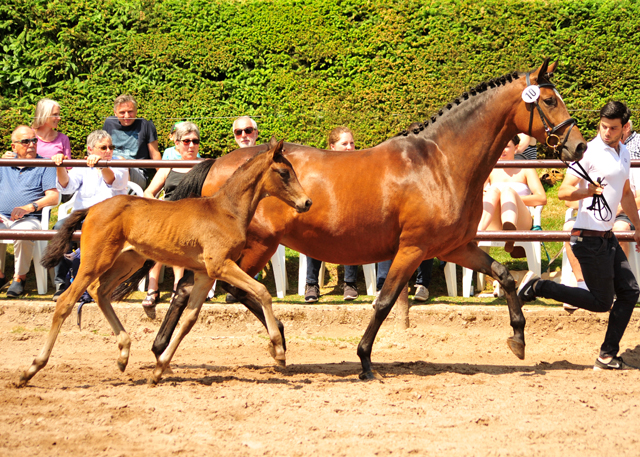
[17,139,311,386]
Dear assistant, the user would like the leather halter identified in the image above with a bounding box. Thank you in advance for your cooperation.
[525,72,577,159]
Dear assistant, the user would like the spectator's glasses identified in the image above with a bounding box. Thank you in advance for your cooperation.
[234,127,255,137]
[96,145,115,151]
[13,138,38,145]
[180,139,200,145]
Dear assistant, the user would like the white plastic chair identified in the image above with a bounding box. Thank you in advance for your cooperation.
[445,205,543,297]
[296,253,377,296]
[0,202,57,295]
[561,208,640,301]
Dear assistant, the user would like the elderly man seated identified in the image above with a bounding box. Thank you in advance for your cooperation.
[0,126,59,297]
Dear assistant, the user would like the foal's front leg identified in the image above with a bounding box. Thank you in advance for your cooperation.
[151,272,213,384]
[217,260,286,366]
[442,242,526,359]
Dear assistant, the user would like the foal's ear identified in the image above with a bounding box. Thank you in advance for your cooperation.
[268,136,279,148]
[269,139,286,163]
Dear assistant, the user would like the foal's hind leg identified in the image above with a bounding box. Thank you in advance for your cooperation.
[151,272,213,384]
[17,243,125,386]
[441,242,526,359]
[87,250,148,372]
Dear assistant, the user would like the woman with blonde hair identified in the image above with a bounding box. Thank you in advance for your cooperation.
[32,98,71,160]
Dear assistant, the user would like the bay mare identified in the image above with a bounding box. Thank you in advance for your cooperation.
[17,140,312,386]
[157,59,587,380]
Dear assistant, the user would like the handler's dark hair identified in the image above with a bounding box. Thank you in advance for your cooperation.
[600,101,631,125]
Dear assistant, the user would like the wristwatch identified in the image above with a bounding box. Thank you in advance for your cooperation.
[31,202,39,212]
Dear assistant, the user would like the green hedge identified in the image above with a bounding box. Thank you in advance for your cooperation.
[1,0,639,158]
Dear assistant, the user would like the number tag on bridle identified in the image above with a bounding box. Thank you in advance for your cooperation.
[522,85,541,103]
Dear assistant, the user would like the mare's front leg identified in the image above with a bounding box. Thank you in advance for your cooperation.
[151,272,213,384]
[151,269,194,357]
[441,242,525,359]
[217,260,286,366]
[358,247,425,381]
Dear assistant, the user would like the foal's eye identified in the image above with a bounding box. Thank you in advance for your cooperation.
[543,97,557,107]
[277,170,290,180]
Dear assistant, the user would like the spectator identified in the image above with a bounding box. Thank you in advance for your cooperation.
[0,126,59,297]
[623,119,640,159]
[102,94,161,189]
[514,133,538,160]
[478,135,547,258]
[305,127,363,303]
[518,101,640,371]
[141,122,201,308]
[50,130,128,301]
[233,116,259,148]
[162,121,201,160]
[32,98,71,160]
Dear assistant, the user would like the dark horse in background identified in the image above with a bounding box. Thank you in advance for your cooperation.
[153,59,587,380]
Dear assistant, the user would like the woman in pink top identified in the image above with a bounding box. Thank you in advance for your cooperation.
[32,99,71,159]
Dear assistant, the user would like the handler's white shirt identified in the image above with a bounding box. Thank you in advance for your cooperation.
[570,135,630,231]
[57,163,128,211]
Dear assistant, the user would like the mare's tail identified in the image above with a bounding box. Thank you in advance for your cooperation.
[41,209,89,269]
[111,259,156,301]
[168,158,216,201]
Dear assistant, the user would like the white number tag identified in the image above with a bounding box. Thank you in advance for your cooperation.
[522,85,541,103]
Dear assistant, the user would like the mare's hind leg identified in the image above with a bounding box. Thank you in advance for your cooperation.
[151,272,213,384]
[17,242,125,387]
[441,242,525,359]
[358,247,425,381]
[87,249,147,372]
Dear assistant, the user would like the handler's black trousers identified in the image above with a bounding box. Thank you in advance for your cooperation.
[534,233,639,358]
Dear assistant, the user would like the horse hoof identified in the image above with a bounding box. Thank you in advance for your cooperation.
[358,370,383,381]
[267,342,286,366]
[117,359,128,372]
[507,337,525,360]
[14,372,29,388]
[147,377,159,386]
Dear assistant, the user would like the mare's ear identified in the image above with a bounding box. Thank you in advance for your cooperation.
[532,58,550,83]
[546,60,558,78]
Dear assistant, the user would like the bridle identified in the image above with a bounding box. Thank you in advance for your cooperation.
[524,72,612,222]
[525,72,578,159]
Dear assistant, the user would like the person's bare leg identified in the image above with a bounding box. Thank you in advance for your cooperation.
[478,187,500,231]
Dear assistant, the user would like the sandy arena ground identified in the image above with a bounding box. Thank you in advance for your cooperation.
[1,300,640,456]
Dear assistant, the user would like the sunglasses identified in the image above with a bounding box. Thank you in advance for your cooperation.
[14,138,38,145]
[96,145,115,151]
[180,139,200,145]
[234,127,255,137]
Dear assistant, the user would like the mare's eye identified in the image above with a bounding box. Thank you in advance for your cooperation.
[543,97,556,107]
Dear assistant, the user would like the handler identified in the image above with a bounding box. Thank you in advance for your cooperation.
[518,101,640,371]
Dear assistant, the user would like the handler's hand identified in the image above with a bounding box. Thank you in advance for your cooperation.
[587,182,604,196]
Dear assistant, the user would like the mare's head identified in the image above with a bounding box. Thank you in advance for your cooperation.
[514,58,587,162]
[261,137,312,213]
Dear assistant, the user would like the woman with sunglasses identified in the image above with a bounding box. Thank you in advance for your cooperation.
[33,98,71,160]
[141,122,201,308]
[50,130,129,301]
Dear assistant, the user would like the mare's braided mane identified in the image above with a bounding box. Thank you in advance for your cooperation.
[398,71,522,136]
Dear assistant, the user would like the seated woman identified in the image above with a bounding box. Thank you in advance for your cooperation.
[141,121,201,308]
[51,130,129,300]
[477,136,547,258]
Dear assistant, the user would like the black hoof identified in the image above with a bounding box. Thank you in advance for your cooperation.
[358,370,383,381]
[507,337,525,360]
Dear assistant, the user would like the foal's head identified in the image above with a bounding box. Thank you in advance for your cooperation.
[261,138,312,213]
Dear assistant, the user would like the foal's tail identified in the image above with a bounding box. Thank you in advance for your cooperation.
[168,158,216,201]
[41,209,89,269]
[111,259,156,302]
